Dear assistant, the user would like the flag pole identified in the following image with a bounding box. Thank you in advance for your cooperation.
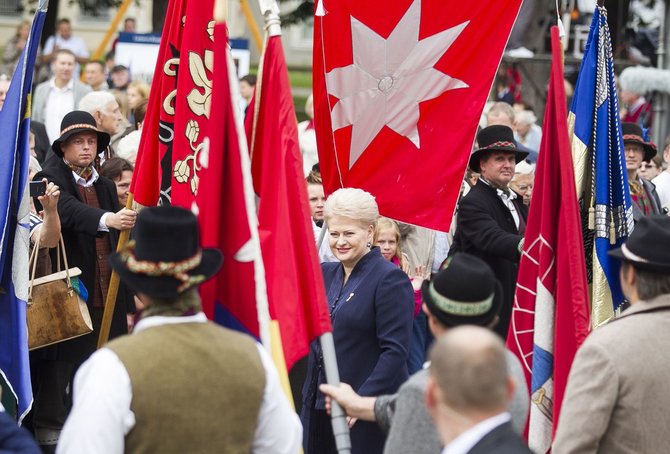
[256,1,350,452]
[98,193,134,348]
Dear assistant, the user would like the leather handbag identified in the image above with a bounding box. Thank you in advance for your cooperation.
[26,231,93,350]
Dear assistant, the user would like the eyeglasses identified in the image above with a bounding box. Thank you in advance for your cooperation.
[640,164,656,169]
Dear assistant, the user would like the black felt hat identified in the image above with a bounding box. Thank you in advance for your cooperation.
[51,110,111,157]
[422,253,502,327]
[608,216,670,273]
[109,206,223,298]
[621,122,657,162]
[469,125,528,172]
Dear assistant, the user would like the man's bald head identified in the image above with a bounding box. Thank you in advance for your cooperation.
[429,326,510,415]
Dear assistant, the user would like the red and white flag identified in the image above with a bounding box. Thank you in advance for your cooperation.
[196,21,268,343]
[313,0,522,231]
[130,0,187,206]
[506,27,590,453]
[246,30,332,369]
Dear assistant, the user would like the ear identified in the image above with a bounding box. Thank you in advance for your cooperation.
[367,224,375,240]
[506,375,516,401]
[425,375,439,414]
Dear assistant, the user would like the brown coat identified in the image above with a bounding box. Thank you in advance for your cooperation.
[554,294,670,453]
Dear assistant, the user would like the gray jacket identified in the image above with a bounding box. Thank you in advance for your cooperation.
[31,79,92,124]
[375,350,529,454]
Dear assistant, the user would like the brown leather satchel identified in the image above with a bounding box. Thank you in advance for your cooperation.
[26,232,93,350]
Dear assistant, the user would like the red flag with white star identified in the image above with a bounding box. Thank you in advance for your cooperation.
[313,0,522,231]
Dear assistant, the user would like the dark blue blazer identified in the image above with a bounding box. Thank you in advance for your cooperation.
[302,247,414,454]
[0,411,41,453]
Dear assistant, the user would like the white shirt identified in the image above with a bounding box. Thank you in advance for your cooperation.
[652,172,670,213]
[442,412,512,454]
[44,78,75,143]
[479,178,520,229]
[57,313,302,454]
[68,165,111,232]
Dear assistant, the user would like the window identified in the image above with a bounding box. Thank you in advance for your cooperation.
[0,0,22,16]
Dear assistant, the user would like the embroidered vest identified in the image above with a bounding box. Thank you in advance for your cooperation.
[107,322,266,454]
[77,185,111,308]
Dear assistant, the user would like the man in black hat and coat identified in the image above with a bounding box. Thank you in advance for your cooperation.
[31,110,136,449]
[622,122,663,220]
[450,125,529,340]
[554,216,670,452]
[58,206,302,453]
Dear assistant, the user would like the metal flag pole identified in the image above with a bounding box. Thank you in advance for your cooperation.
[256,1,350,452]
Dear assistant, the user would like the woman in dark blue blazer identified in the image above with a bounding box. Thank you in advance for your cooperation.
[301,188,414,454]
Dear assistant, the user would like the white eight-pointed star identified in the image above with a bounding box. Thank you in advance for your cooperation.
[326,0,470,168]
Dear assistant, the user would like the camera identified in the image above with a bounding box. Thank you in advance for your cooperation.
[29,181,46,197]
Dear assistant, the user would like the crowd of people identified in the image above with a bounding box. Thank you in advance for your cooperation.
[1,9,670,454]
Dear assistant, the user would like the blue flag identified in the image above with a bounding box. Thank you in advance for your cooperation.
[568,6,633,328]
[0,1,48,421]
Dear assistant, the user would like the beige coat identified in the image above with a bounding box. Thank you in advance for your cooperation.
[553,294,670,453]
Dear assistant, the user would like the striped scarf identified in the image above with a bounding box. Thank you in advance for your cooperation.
[65,159,94,182]
[629,179,653,216]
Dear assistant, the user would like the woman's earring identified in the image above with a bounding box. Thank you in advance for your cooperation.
[367,242,372,248]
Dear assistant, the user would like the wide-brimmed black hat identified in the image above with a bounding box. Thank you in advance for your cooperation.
[422,253,502,327]
[52,110,111,157]
[469,125,529,172]
[608,215,670,273]
[109,206,223,298]
[621,122,656,162]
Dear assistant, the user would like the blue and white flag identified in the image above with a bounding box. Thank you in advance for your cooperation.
[568,6,633,328]
[0,0,48,422]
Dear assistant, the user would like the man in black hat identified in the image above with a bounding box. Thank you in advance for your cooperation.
[319,253,530,454]
[622,122,663,220]
[58,206,301,453]
[555,216,670,452]
[32,110,136,448]
[450,125,529,340]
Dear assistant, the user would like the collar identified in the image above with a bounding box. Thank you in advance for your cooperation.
[49,77,74,91]
[70,165,99,187]
[617,294,670,320]
[443,413,511,454]
[479,177,516,200]
[133,312,207,334]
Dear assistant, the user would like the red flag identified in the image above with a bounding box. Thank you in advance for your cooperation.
[130,0,186,206]
[246,34,332,369]
[197,23,265,341]
[170,0,216,209]
[506,27,590,453]
[313,0,522,231]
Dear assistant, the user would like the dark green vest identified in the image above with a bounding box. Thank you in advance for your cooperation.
[107,321,265,453]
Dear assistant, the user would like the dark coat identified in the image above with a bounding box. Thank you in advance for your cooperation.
[34,158,131,364]
[301,248,414,454]
[632,178,664,221]
[450,181,529,339]
[0,411,41,454]
[468,421,533,454]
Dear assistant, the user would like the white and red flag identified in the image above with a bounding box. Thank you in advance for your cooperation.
[313,0,522,231]
[506,27,590,453]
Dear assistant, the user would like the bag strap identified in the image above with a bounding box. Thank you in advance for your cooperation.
[27,233,72,304]
[28,227,42,304]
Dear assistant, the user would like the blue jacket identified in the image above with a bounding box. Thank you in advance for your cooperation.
[301,247,414,454]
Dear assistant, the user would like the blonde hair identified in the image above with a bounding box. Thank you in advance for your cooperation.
[324,188,379,227]
[374,217,404,264]
[128,80,150,102]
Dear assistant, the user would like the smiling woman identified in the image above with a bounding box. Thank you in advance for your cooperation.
[301,188,414,454]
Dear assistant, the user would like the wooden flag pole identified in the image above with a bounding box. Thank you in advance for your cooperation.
[97,193,134,348]
[241,0,264,51]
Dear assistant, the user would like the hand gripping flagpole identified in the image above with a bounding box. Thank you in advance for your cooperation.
[256,1,351,453]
